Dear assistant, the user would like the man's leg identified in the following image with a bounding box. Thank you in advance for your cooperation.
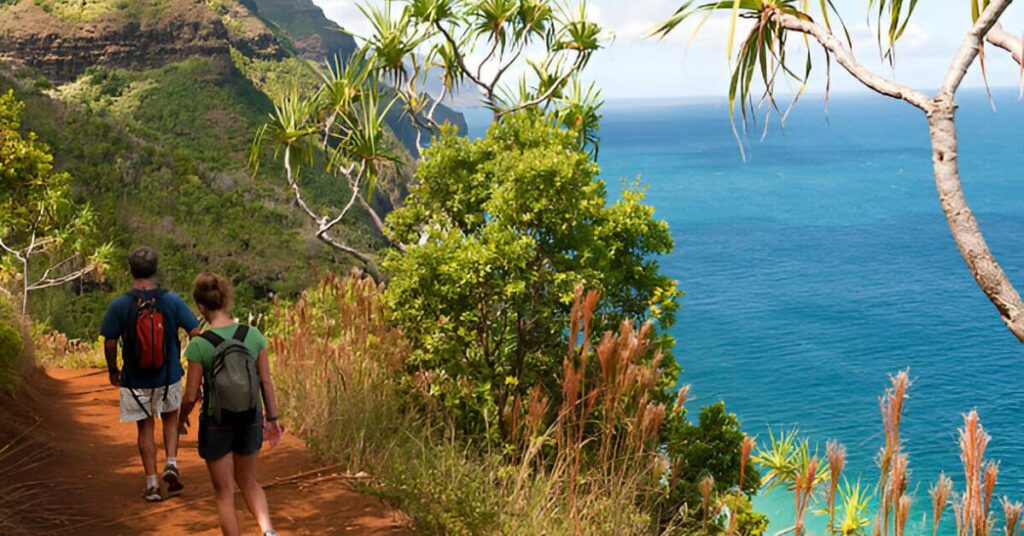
[136,416,159,500]
[161,408,180,462]
[160,380,184,494]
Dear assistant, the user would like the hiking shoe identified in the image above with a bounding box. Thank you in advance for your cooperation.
[142,486,162,502]
[162,465,184,495]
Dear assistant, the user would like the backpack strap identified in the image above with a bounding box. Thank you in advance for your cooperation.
[232,324,250,343]
[200,330,226,347]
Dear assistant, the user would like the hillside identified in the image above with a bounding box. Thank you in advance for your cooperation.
[0,0,440,335]
[0,0,468,146]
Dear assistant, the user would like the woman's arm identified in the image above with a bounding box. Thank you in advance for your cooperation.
[256,348,283,447]
[178,360,203,434]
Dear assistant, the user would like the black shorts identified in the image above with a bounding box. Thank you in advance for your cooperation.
[198,417,263,461]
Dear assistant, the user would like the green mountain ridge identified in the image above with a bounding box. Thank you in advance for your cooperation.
[0,0,436,335]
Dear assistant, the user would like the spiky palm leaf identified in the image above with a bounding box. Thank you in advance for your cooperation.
[866,0,920,63]
[250,92,319,175]
[328,81,401,196]
[654,1,856,157]
[554,79,603,157]
[837,479,872,535]
[358,0,429,84]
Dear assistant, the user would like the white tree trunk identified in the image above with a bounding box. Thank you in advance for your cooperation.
[777,0,1024,342]
[927,99,1024,341]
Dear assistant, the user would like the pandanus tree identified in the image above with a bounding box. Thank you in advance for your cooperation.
[251,0,605,275]
[654,0,1024,343]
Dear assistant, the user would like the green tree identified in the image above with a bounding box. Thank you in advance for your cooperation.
[663,403,766,534]
[383,112,680,434]
[0,90,110,314]
[653,0,1024,343]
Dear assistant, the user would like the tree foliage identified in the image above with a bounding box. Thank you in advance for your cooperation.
[383,111,679,434]
[0,90,110,314]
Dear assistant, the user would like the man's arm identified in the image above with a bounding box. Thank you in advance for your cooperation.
[103,338,120,387]
[171,293,202,339]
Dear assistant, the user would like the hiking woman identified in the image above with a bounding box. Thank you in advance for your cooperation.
[178,272,282,536]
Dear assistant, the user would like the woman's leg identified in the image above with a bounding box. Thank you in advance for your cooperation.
[233,452,273,533]
[206,454,240,536]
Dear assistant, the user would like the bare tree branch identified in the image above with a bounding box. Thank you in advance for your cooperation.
[356,193,407,253]
[988,24,1024,66]
[281,144,377,269]
[434,21,492,101]
[28,263,95,291]
[497,52,587,118]
[0,236,24,261]
[774,14,932,111]
[34,252,81,286]
[939,0,1015,96]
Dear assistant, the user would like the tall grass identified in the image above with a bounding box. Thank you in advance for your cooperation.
[270,272,678,534]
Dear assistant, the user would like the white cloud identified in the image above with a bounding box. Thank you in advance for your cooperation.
[312,0,375,40]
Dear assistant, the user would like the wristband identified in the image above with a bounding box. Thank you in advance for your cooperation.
[266,415,279,422]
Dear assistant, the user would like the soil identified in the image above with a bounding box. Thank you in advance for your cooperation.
[0,367,413,535]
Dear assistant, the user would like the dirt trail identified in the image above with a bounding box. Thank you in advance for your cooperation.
[5,367,411,535]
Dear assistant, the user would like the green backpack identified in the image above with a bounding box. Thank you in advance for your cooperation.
[200,325,261,425]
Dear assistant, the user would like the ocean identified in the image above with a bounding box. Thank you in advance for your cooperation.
[466,88,1024,534]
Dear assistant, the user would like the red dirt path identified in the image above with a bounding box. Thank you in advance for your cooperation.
[2,367,412,535]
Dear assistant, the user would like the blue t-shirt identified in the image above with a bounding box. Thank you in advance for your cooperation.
[100,289,199,389]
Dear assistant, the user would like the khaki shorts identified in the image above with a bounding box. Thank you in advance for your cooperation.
[120,380,183,422]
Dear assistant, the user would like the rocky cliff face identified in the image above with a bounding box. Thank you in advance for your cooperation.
[0,0,283,83]
[248,0,358,62]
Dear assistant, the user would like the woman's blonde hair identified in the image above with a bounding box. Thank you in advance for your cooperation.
[192,272,234,312]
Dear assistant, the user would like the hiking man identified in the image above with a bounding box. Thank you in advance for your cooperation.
[101,246,200,502]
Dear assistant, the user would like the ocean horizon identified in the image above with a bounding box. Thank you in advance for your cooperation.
[469,88,1024,534]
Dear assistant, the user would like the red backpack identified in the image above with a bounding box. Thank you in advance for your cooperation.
[125,289,168,371]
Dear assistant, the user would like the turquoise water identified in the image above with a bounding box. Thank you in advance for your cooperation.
[466,90,1024,533]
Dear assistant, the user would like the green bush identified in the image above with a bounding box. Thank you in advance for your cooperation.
[0,293,23,394]
[383,112,681,437]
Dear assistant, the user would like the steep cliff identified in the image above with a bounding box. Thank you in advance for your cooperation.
[0,0,284,82]
[247,0,358,62]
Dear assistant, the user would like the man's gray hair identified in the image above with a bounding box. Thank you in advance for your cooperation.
[128,246,159,279]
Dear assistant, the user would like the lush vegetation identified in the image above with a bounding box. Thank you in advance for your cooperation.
[0,57,379,338]
[0,290,23,394]
[30,0,171,22]
[384,112,679,436]
[271,272,761,534]
[246,0,761,533]
[0,89,110,315]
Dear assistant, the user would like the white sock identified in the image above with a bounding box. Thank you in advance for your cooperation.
[146,474,159,489]
[166,457,177,468]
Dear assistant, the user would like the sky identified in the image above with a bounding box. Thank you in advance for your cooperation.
[311,0,1024,100]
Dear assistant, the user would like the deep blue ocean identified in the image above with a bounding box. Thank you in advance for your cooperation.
[466,89,1024,533]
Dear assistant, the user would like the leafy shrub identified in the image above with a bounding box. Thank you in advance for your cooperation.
[0,291,23,394]
[0,323,21,394]
[383,112,681,438]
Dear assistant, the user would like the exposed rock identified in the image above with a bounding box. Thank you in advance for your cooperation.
[0,0,283,83]
[248,0,358,62]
